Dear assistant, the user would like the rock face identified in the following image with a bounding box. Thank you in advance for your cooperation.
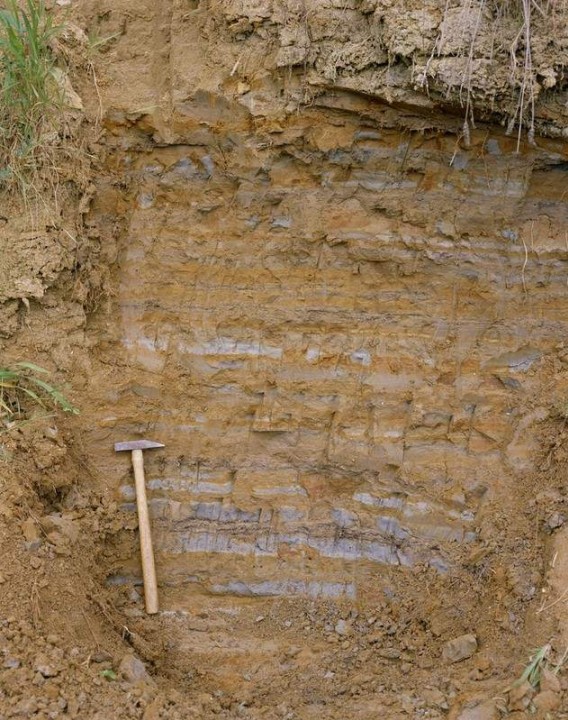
[69,0,568,608]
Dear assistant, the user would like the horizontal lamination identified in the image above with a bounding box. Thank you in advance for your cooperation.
[92,109,568,599]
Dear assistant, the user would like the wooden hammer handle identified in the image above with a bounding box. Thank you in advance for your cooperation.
[131,449,159,614]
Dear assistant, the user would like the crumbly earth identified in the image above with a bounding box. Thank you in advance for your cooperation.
[1,1,568,718]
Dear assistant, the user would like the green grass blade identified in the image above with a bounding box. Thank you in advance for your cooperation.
[27,376,79,414]
[14,361,49,374]
[17,385,46,408]
[0,0,63,192]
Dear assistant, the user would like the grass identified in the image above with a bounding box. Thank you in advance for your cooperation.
[0,361,78,426]
[510,643,552,689]
[0,0,63,196]
[100,669,118,681]
[506,642,568,695]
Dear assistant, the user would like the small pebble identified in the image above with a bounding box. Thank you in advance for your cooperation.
[545,512,565,532]
[335,620,351,637]
[285,646,301,659]
[91,650,113,663]
[378,648,401,660]
[33,672,45,686]
[119,653,151,684]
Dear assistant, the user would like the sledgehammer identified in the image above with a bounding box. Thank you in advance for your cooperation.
[114,439,164,614]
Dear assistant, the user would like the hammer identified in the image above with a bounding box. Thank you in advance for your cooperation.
[114,439,164,614]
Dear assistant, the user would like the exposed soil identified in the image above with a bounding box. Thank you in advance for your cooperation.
[1,1,568,718]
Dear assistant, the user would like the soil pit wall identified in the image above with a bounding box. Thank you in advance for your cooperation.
[83,91,568,615]
[1,0,568,716]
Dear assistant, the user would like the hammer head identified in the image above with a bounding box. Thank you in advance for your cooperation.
[114,440,165,452]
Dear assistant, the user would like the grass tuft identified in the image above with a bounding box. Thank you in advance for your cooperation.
[512,644,552,688]
[0,0,63,196]
[0,361,78,427]
[506,642,568,694]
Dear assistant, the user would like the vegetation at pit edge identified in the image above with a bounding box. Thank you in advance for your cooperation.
[0,0,63,197]
[0,361,79,427]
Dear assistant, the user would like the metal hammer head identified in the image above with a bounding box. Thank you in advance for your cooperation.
[114,440,165,452]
